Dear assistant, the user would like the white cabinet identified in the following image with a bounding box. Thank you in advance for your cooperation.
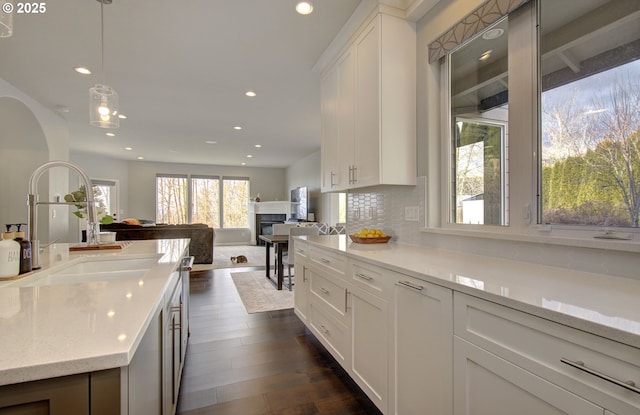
[391,275,453,415]
[349,284,389,413]
[454,292,640,415]
[163,272,186,415]
[453,337,603,415]
[293,241,311,323]
[320,12,416,192]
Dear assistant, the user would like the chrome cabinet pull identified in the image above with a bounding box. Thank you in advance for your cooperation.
[330,171,336,187]
[561,358,640,394]
[352,165,357,183]
[355,273,373,281]
[320,258,331,264]
[302,266,307,283]
[319,324,329,334]
[320,287,330,295]
[398,280,424,291]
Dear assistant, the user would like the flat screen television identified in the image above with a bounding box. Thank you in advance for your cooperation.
[290,187,308,221]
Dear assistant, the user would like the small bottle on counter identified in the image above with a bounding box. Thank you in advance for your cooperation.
[0,226,20,279]
[14,224,32,274]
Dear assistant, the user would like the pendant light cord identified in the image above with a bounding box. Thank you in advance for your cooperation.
[100,0,105,85]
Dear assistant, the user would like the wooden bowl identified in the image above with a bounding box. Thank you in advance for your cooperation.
[349,235,391,244]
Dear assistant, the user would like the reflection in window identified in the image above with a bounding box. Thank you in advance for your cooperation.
[540,0,640,228]
[449,18,509,225]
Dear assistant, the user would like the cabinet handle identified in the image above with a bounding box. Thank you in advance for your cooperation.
[320,287,330,295]
[355,273,373,281]
[560,358,640,394]
[330,171,336,187]
[302,266,307,283]
[398,280,424,291]
[319,324,330,334]
[352,165,357,183]
[320,257,331,264]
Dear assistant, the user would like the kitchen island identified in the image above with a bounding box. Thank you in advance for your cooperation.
[0,239,191,415]
[294,235,640,415]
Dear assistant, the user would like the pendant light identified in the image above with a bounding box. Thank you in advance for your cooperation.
[89,0,119,129]
[0,1,14,38]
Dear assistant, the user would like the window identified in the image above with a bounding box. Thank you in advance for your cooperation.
[156,175,187,224]
[91,179,119,221]
[222,178,249,228]
[540,0,640,228]
[191,176,220,227]
[440,0,640,237]
[156,174,249,228]
[448,18,509,226]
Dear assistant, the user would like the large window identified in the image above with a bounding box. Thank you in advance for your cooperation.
[442,0,640,235]
[156,174,249,228]
[540,0,640,228]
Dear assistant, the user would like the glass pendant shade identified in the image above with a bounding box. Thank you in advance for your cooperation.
[0,1,14,38]
[89,84,119,128]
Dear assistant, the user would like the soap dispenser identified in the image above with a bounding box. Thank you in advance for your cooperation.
[14,224,32,274]
[0,225,20,279]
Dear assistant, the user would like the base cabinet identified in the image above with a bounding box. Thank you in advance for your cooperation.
[392,275,453,415]
[453,337,603,415]
[293,242,311,323]
[349,286,388,413]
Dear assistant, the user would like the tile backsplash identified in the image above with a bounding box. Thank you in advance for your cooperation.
[347,177,639,280]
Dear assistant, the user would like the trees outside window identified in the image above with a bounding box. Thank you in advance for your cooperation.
[156,175,249,228]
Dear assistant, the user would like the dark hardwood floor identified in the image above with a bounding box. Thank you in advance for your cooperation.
[177,267,382,415]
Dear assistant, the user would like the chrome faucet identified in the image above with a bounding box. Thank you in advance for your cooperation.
[27,160,98,269]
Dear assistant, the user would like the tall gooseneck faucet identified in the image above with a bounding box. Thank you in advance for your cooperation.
[28,160,98,269]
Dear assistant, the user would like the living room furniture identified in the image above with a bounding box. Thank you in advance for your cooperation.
[100,223,215,264]
[282,226,319,290]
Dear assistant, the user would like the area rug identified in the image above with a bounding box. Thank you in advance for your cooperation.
[230,270,294,313]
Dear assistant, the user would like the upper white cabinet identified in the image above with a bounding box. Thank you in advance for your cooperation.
[321,12,416,192]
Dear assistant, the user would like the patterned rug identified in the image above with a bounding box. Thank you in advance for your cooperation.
[230,270,294,313]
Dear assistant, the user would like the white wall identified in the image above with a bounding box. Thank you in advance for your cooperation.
[0,79,72,243]
[285,150,326,222]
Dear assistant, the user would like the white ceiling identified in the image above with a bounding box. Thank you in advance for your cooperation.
[0,0,362,168]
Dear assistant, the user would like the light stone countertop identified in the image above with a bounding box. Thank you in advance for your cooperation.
[301,235,640,349]
[0,239,189,386]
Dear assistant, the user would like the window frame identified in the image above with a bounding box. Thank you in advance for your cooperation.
[155,174,250,229]
[430,0,640,250]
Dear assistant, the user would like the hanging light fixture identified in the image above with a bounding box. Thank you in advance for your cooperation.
[89,0,119,129]
[295,1,313,15]
[0,1,14,38]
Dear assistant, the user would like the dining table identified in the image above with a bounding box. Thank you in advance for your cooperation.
[258,234,289,290]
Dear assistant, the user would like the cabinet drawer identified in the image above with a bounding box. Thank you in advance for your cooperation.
[350,260,391,299]
[309,302,349,364]
[309,247,347,279]
[454,292,640,412]
[309,268,347,318]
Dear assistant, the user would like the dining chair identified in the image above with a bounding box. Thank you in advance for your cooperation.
[283,226,319,290]
[271,223,298,282]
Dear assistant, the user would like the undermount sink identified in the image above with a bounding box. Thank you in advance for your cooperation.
[9,256,161,287]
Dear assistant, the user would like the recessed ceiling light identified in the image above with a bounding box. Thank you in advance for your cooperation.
[137,156,144,160]
[125,147,133,151]
[482,28,504,40]
[246,154,253,158]
[205,140,217,144]
[74,66,91,75]
[118,114,127,119]
[254,144,262,148]
[234,126,242,130]
[106,132,115,137]
[245,91,256,97]
[296,1,313,14]
[241,162,246,166]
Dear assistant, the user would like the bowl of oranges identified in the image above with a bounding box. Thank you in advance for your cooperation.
[349,228,391,244]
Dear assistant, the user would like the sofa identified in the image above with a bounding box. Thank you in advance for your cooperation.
[100,223,215,264]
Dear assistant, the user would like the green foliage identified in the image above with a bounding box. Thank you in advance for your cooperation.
[64,186,114,224]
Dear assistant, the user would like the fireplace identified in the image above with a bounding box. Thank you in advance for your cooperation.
[255,213,286,245]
